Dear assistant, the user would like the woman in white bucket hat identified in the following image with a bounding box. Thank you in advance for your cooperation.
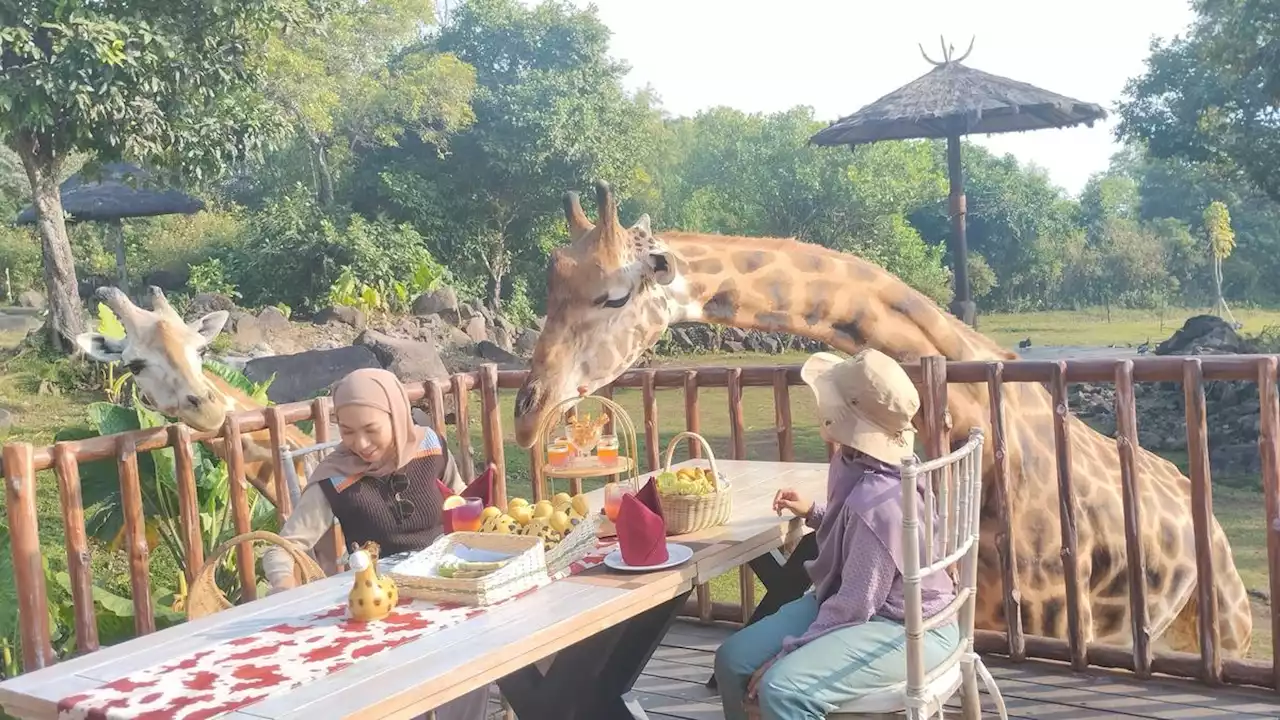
[714,349,961,720]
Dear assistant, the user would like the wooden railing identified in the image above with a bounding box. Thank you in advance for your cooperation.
[3,356,1280,695]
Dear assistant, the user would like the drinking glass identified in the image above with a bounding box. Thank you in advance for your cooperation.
[449,497,485,532]
[604,481,633,522]
[548,439,571,467]
[596,434,619,465]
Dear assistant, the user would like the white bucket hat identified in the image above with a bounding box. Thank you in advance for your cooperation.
[800,348,920,466]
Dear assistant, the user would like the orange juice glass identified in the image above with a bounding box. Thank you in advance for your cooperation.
[548,440,570,467]
[604,481,633,522]
[597,434,619,464]
[451,497,485,532]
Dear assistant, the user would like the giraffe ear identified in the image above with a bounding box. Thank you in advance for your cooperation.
[188,311,230,347]
[645,248,677,285]
[75,333,126,363]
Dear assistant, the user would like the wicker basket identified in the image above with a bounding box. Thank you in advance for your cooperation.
[388,532,549,606]
[187,530,327,621]
[545,510,602,577]
[657,431,732,535]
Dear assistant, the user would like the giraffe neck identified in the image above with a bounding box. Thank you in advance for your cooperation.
[658,232,1017,364]
[201,368,315,448]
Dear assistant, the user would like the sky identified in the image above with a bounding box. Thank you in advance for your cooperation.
[561,0,1198,197]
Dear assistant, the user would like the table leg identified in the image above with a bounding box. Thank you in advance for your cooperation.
[497,589,693,720]
[705,533,818,692]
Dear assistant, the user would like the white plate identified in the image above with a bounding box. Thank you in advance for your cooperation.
[603,543,693,572]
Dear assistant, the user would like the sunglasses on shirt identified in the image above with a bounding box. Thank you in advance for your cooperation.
[387,473,416,522]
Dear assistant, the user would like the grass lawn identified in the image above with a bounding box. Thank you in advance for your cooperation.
[1,306,1277,661]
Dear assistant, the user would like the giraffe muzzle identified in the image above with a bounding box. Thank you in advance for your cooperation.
[513,380,547,448]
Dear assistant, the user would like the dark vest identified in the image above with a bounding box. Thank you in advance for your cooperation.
[319,446,448,557]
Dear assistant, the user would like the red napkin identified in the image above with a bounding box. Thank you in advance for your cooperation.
[435,478,455,498]
[616,493,669,567]
[635,477,664,520]
[461,464,495,506]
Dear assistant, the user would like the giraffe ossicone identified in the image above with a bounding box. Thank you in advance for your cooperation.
[515,180,1254,660]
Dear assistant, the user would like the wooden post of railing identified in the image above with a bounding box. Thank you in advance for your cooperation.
[772,368,793,462]
[642,370,659,473]
[53,442,98,654]
[919,356,948,460]
[265,408,293,524]
[1182,358,1221,684]
[683,371,701,461]
[450,375,475,484]
[311,396,345,569]
[223,414,257,602]
[425,379,448,441]
[1258,357,1280,690]
[1114,360,1151,678]
[984,361,1023,662]
[4,442,55,670]
[1049,361,1086,671]
[726,367,753,622]
[479,364,507,510]
[168,425,204,585]
[116,438,156,635]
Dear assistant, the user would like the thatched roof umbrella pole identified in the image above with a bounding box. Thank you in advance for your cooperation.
[14,162,205,296]
[809,37,1108,327]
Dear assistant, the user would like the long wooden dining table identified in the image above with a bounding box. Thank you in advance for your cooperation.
[0,459,828,720]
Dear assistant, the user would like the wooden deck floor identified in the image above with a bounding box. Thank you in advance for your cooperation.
[491,620,1280,719]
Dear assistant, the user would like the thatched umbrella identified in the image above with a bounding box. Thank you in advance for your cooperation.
[14,162,205,294]
[810,38,1107,326]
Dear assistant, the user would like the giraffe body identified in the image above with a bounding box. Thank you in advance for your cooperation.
[513,181,1253,658]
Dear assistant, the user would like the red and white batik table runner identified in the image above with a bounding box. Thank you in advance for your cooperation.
[57,541,618,720]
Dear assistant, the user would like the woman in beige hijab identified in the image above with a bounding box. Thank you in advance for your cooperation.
[263,368,486,720]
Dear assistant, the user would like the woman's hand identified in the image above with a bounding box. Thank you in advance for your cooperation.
[772,488,812,518]
[746,653,782,700]
[267,575,298,596]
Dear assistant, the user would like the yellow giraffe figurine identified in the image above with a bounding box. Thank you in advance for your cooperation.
[347,541,398,622]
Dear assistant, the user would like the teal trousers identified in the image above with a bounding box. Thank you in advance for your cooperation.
[714,593,961,720]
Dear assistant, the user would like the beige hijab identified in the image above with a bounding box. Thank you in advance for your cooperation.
[312,368,427,480]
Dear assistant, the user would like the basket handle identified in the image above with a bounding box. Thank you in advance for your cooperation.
[663,431,720,479]
[189,531,327,619]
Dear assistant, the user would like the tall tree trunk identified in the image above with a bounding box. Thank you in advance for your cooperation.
[309,136,334,210]
[15,132,84,351]
[109,220,129,295]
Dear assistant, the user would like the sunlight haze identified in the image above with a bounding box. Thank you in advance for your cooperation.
[565,0,1197,196]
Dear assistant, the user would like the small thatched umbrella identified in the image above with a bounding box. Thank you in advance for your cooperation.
[14,162,205,294]
[810,38,1107,326]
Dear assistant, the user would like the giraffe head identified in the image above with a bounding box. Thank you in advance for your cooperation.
[75,286,230,432]
[513,180,681,448]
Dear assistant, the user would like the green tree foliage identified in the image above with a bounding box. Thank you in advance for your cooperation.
[1117,0,1280,205]
[1204,199,1238,322]
[0,0,325,350]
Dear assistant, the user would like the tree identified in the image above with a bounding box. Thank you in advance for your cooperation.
[1,0,322,350]
[260,0,477,208]
[1117,0,1280,205]
[1204,199,1237,324]
[358,0,661,311]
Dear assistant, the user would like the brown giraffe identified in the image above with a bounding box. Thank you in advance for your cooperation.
[76,286,340,573]
[512,180,1253,658]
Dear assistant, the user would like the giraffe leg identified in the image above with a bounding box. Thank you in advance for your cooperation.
[1160,535,1253,659]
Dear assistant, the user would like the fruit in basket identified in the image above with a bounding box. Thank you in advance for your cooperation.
[570,493,591,518]
[481,513,519,534]
[551,492,573,512]
[481,506,503,522]
[549,510,572,534]
[510,505,534,526]
[437,555,510,579]
[532,500,555,520]
[508,497,529,513]
[657,466,717,496]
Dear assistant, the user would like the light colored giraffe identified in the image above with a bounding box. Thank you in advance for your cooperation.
[75,286,339,573]
[512,180,1253,659]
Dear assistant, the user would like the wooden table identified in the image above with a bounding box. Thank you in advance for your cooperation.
[0,460,827,720]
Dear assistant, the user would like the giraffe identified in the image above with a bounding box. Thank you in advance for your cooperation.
[75,285,340,573]
[512,180,1253,659]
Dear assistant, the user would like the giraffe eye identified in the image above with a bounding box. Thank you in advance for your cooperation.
[126,359,146,375]
[600,290,632,309]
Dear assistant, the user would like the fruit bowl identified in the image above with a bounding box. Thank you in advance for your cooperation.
[466,491,601,577]
[655,432,733,535]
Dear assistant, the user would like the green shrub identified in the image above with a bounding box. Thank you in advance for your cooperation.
[0,226,40,297]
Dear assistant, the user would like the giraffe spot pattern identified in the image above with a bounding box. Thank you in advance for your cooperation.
[688,258,724,275]
[732,250,770,274]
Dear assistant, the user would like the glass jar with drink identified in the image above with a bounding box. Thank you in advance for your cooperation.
[596,434,619,465]
[603,481,634,523]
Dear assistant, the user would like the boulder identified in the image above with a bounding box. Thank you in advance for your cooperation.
[514,328,541,356]
[189,292,236,316]
[464,315,488,344]
[0,312,39,334]
[243,345,381,404]
[355,329,450,385]
[443,325,474,350]
[412,287,460,324]
[313,305,367,330]
[1155,315,1252,356]
[228,311,264,347]
[476,340,525,367]
[256,306,291,333]
[0,408,13,431]
[16,290,45,309]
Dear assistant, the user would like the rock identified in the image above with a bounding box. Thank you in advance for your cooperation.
[0,312,39,333]
[412,288,460,324]
[313,306,367,330]
[534,316,546,331]
[722,340,746,354]
[476,340,525,366]
[724,327,747,343]
[0,408,13,431]
[464,316,488,344]
[1209,444,1262,477]
[16,290,45,309]
[514,328,540,356]
[443,325,474,350]
[256,306,291,333]
[243,345,381,404]
[354,329,450,385]
[459,302,478,321]
[492,323,513,352]
[141,269,187,291]
[1155,315,1252,356]
[228,311,264,347]
[189,292,236,316]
